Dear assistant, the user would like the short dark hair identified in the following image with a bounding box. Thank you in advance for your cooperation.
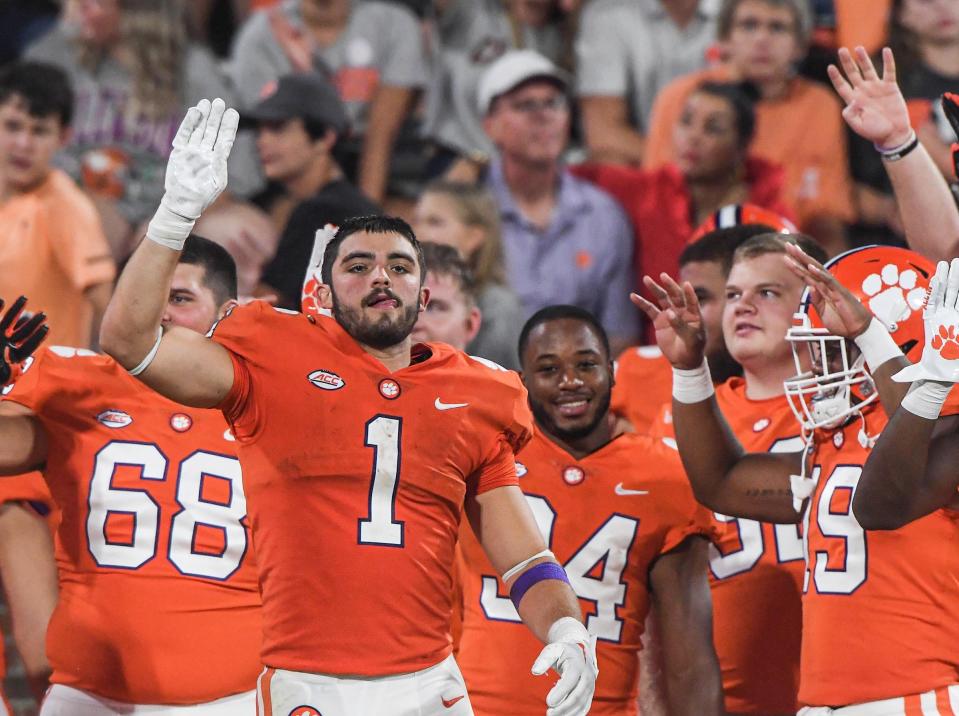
[518,305,611,365]
[732,232,829,267]
[0,61,73,126]
[180,234,238,304]
[680,224,776,275]
[692,81,759,149]
[421,242,477,305]
[321,215,426,286]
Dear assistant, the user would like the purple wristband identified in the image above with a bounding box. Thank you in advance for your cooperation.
[509,562,570,609]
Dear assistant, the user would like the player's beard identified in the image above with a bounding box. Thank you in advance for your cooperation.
[531,390,613,443]
[331,290,420,350]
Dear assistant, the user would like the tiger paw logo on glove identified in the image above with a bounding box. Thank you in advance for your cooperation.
[931,324,959,359]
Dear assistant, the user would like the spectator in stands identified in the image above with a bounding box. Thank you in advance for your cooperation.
[25,0,262,260]
[413,181,525,369]
[0,62,115,349]
[576,0,719,166]
[848,0,959,247]
[424,0,576,175]
[644,0,854,257]
[246,71,379,303]
[230,0,428,204]
[479,50,639,354]
[575,81,794,342]
[411,242,483,354]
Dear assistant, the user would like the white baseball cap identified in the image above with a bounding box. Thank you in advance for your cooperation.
[477,50,569,115]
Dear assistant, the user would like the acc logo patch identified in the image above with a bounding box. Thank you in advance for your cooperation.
[308,369,345,391]
[97,410,133,429]
[288,707,322,716]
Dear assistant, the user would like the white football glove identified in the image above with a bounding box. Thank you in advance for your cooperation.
[530,617,598,716]
[147,98,240,250]
[894,258,959,384]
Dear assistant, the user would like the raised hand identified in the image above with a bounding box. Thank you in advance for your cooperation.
[783,242,872,339]
[895,258,959,383]
[162,98,240,221]
[0,297,48,386]
[829,46,913,149]
[630,274,705,369]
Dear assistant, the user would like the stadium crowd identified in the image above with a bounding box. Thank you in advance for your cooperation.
[1,0,959,714]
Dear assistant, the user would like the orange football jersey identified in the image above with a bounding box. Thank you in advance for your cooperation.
[211,302,533,676]
[455,429,713,716]
[610,346,672,433]
[799,402,959,707]
[650,378,805,715]
[2,346,262,705]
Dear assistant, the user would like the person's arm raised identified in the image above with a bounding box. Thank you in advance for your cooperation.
[829,46,959,261]
[632,276,802,524]
[100,99,238,408]
[856,259,959,529]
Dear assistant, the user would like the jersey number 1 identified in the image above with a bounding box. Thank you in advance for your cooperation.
[358,415,405,547]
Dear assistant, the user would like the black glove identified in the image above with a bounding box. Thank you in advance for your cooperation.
[0,296,48,386]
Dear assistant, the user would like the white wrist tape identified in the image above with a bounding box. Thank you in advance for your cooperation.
[672,359,714,404]
[901,380,952,420]
[547,616,590,645]
[854,318,903,373]
[503,549,555,583]
[128,327,163,377]
[146,200,195,252]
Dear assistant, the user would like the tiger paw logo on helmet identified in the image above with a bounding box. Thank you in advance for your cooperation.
[860,263,926,331]
[931,324,959,359]
[288,707,322,716]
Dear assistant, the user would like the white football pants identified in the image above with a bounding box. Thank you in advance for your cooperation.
[257,654,473,716]
[40,685,256,714]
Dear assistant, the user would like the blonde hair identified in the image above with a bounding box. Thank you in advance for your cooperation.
[79,0,187,119]
[732,232,827,265]
[421,181,508,288]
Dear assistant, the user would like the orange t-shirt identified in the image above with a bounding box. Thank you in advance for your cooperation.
[610,346,673,433]
[650,378,805,715]
[212,302,534,677]
[644,70,856,231]
[2,346,262,705]
[800,404,959,706]
[0,170,115,347]
[456,429,713,716]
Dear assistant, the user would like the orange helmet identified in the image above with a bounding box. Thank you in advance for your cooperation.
[783,245,933,431]
[689,203,798,243]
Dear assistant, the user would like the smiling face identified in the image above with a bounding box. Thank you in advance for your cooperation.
[722,252,806,369]
[521,318,613,443]
[325,231,428,350]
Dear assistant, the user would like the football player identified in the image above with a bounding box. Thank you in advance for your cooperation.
[456,305,722,715]
[635,240,959,713]
[648,233,826,716]
[101,100,597,716]
[0,237,262,714]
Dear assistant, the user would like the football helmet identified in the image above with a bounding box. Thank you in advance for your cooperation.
[300,224,338,318]
[783,245,932,431]
[689,203,798,242]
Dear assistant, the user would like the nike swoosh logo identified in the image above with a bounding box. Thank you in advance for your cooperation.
[435,398,469,411]
[442,695,465,708]
[614,483,649,496]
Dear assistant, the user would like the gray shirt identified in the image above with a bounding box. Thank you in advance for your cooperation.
[575,0,718,131]
[422,0,565,157]
[25,22,259,221]
[230,0,427,135]
[469,282,525,371]
[487,159,638,342]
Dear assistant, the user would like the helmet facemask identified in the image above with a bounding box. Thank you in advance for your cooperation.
[784,312,877,432]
